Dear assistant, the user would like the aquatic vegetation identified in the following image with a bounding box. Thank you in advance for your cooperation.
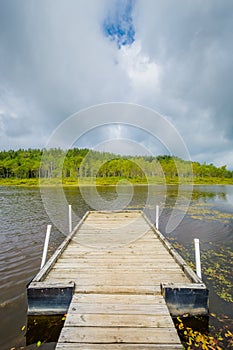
[188,207,233,223]
[169,235,233,348]
[176,201,233,224]
[201,244,233,303]
[175,316,233,349]
[171,239,233,303]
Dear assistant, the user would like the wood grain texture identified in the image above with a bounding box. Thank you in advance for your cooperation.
[58,326,181,344]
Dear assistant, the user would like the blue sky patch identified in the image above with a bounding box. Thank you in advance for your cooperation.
[103,0,136,48]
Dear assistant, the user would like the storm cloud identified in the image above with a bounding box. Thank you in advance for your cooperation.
[0,0,232,167]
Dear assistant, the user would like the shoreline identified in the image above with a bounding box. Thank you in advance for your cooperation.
[0,177,233,187]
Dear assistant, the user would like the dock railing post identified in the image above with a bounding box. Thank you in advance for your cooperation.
[194,238,202,280]
[40,224,52,269]
[155,205,159,230]
[69,204,72,233]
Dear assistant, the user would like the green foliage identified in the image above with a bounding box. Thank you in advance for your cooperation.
[0,148,232,184]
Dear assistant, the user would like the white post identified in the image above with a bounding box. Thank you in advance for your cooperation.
[155,205,159,230]
[69,204,72,233]
[194,238,202,279]
[40,225,52,269]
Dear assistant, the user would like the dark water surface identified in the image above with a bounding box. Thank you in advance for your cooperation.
[0,185,232,349]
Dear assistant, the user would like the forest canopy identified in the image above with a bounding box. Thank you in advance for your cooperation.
[0,148,232,183]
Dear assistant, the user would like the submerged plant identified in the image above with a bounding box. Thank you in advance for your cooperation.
[170,238,233,303]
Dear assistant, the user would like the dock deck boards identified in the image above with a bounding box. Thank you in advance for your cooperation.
[45,211,189,293]
[31,210,204,348]
[45,211,186,348]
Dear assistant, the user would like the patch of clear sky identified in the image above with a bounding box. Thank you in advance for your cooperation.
[103,0,136,48]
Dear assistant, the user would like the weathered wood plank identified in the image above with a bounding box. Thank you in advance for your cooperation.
[57,256,178,262]
[68,303,168,315]
[72,285,161,294]
[71,293,165,304]
[56,344,183,349]
[51,267,183,274]
[78,222,149,227]
[58,327,181,344]
[53,267,181,273]
[59,253,179,259]
[46,274,188,286]
[65,313,174,328]
[55,260,179,267]
[60,252,181,259]
[47,271,187,279]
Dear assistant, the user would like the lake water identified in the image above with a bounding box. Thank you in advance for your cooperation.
[0,185,232,349]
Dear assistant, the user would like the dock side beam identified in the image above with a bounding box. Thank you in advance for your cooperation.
[161,282,209,317]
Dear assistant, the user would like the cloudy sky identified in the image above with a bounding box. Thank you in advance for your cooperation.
[0,0,233,168]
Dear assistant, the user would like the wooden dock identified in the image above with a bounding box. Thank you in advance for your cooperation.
[27,210,209,349]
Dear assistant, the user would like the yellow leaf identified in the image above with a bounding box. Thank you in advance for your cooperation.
[21,325,26,331]
[202,344,208,350]
[178,323,184,330]
[225,330,233,337]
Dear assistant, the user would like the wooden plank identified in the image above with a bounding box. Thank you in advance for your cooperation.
[79,222,149,226]
[78,229,149,234]
[65,313,174,328]
[65,253,173,258]
[57,246,176,252]
[58,327,181,344]
[70,239,161,245]
[87,211,122,217]
[46,274,188,286]
[60,251,180,257]
[53,266,181,272]
[51,267,183,274]
[45,278,161,287]
[55,262,178,267]
[47,270,187,279]
[76,228,149,233]
[72,285,161,294]
[57,255,178,261]
[68,303,168,315]
[56,344,183,349]
[54,261,177,267]
[71,293,166,304]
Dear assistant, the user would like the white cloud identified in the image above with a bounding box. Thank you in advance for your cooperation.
[118,41,161,102]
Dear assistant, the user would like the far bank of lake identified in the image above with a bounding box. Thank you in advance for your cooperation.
[0,176,233,187]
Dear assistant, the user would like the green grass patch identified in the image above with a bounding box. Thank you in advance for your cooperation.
[0,176,233,187]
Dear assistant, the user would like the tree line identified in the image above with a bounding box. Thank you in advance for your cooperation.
[0,148,232,180]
